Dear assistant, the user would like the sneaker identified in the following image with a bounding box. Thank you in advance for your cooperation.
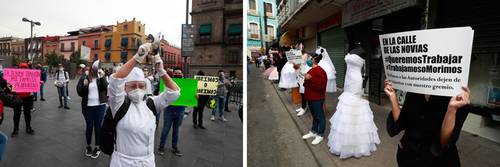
[210,116,215,121]
[64,106,70,109]
[41,98,46,101]
[295,108,302,112]
[11,130,19,137]
[221,116,228,122]
[58,105,63,108]
[90,147,101,159]
[302,131,317,139]
[26,127,35,135]
[85,146,93,157]
[297,108,306,116]
[67,96,71,100]
[311,136,324,145]
[172,148,183,157]
[158,147,165,155]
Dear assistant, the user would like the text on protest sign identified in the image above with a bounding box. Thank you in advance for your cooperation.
[286,49,303,64]
[3,68,41,92]
[194,75,218,95]
[379,27,474,96]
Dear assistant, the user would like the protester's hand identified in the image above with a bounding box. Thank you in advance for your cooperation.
[305,74,312,80]
[384,79,397,100]
[133,43,151,63]
[448,87,471,112]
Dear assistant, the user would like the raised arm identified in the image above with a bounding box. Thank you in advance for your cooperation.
[440,87,470,148]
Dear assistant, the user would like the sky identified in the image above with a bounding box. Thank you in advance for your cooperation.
[0,0,192,46]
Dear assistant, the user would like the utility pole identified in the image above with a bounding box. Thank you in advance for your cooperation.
[22,17,41,62]
[184,0,189,77]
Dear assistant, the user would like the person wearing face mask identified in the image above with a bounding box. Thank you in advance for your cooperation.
[77,61,109,159]
[108,43,180,166]
[301,53,327,145]
[54,64,70,109]
[296,52,312,116]
[158,67,186,156]
[210,70,232,122]
[34,64,47,101]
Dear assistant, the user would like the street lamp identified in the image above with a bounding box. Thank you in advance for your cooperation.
[22,17,41,62]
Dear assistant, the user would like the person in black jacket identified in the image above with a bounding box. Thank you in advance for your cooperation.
[193,71,210,129]
[384,80,471,167]
[77,62,108,159]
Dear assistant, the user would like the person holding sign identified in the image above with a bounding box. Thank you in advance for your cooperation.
[327,50,380,159]
[107,40,180,167]
[301,53,327,145]
[158,67,187,157]
[10,63,36,137]
[384,80,471,166]
[193,70,210,129]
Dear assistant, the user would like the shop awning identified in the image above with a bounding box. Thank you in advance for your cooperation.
[279,31,297,47]
[228,24,242,35]
[199,24,212,35]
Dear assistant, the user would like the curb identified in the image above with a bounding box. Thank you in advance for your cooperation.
[270,82,339,167]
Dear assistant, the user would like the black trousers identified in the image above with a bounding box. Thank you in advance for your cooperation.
[224,92,231,111]
[13,96,34,131]
[300,93,307,109]
[193,96,209,126]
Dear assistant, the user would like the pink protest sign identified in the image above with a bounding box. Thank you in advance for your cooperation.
[3,68,41,93]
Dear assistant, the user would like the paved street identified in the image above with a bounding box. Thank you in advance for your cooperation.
[248,65,320,167]
[248,65,500,167]
[0,76,242,167]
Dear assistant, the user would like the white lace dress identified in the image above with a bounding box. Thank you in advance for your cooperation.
[327,53,380,159]
[279,62,298,88]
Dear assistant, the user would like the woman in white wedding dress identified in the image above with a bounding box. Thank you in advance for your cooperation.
[327,52,380,159]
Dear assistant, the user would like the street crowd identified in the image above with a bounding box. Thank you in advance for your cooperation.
[0,35,240,167]
[255,42,473,167]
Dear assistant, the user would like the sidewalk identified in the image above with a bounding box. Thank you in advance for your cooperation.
[270,72,500,167]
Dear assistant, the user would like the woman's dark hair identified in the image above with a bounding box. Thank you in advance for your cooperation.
[312,53,323,64]
[197,70,205,76]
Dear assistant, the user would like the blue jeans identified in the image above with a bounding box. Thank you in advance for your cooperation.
[34,84,44,99]
[82,104,106,145]
[211,96,226,117]
[159,108,184,148]
[308,100,325,136]
[57,86,68,106]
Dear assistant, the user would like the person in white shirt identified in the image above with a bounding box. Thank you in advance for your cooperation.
[108,45,180,167]
[54,64,69,109]
[77,61,108,159]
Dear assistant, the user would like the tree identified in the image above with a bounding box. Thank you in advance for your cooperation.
[70,50,88,66]
[45,51,60,67]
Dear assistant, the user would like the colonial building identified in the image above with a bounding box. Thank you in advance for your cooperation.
[247,0,278,59]
[99,18,146,66]
[160,37,183,69]
[41,35,59,63]
[190,0,243,77]
[0,37,24,57]
[25,36,44,62]
[59,31,79,60]
[78,25,112,62]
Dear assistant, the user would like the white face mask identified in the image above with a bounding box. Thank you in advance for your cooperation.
[85,71,89,75]
[127,89,146,104]
[59,68,64,71]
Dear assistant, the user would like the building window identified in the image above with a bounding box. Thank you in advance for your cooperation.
[228,24,242,43]
[201,0,214,4]
[249,22,260,39]
[94,40,99,49]
[227,51,240,64]
[199,24,212,43]
[124,24,128,31]
[71,42,75,51]
[264,2,273,16]
[105,52,111,62]
[121,37,129,48]
[105,39,112,49]
[266,25,275,41]
[138,26,141,32]
[60,43,64,51]
[249,0,256,11]
[82,40,87,46]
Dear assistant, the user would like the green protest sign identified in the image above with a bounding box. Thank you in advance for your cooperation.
[160,78,198,107]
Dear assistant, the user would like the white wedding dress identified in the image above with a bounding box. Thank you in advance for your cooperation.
[327,53,380,159]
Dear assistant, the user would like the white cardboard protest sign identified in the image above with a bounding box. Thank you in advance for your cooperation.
[286,49,303,64]
[194,75,219,95]
[80,45,90,61]
[379,27,474,97]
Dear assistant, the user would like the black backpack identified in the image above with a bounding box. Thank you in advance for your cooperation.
[101,97,157,155]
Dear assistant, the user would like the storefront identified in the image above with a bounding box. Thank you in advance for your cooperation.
[342,0,423,104]
[318,14,348,87]
[435,0,500,142]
